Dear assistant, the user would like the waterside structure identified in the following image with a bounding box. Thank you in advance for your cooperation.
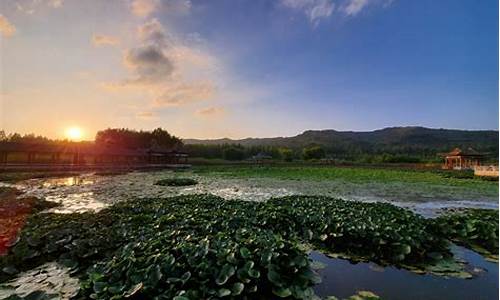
[0,142,188,171]
[439,147,485,170]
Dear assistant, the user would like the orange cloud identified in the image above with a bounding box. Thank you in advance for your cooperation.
[136,111,155,119]
[131,0,158,17]
[0,14,16,38]
[92,34,120,46]
[196,107,225,118]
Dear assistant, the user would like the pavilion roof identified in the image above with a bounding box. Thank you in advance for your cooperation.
[440,147,486,157]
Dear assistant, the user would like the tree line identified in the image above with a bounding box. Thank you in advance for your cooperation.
[0,128,182,150]
[1,128,496,163]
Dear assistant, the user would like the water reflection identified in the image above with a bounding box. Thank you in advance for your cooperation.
[311,247,498,300]
[45,192,107,214]
[11,171,499,217]
[0,262,79,299]
[41,176,94,187]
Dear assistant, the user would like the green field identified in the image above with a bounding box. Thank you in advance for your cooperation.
[193,165,498,197]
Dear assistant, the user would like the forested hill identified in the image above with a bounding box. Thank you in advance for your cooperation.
[184,127,499,155]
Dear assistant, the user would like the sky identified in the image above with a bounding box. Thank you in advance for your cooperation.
[0,0,498,140]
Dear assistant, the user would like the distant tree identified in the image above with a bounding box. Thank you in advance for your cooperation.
[279,148,294,162]
[223,146,246,161]
[302,146,325,160]
[95,128,182,149]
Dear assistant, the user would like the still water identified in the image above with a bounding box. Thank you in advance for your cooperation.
[311,246,498,300]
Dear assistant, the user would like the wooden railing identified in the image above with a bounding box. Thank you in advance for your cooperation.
[474,165,499,177]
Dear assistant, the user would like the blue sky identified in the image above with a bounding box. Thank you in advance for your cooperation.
[0,0,498,139]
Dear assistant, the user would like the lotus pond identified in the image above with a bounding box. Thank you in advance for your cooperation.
[0,166,498,299]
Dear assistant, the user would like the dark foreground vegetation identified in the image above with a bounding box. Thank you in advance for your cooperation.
[155,178,199,187]
[1,195,497,299]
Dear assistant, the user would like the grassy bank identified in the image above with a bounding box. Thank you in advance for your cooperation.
[193,165,498,195]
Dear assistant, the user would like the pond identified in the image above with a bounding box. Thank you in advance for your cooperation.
[5,170,498,216]
[312,246,498,300]
[1,169,498,299]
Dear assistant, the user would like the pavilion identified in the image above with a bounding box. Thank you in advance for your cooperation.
[439,147,485,170]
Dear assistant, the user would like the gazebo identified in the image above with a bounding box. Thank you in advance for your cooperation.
[439,147,485,170]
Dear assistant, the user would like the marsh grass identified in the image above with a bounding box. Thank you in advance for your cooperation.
[193,165,498,196]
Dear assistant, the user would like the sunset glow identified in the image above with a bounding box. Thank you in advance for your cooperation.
[0,0,496,139]
[65,127,84,141]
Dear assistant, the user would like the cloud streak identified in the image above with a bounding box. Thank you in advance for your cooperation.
[92,34,120,46]
[281,0,395,25]
[196,107,225,118]
[281,0,335,25]
[154,81,215,107]
[136,111,155,119]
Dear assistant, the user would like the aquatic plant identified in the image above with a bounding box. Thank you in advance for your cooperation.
[193,165,498,197]
[326,291,380,300]
[1,194,494,298]
[431,209,499,261]
[155,178,199,186]
[0,188,60,256]
[256,196,451,265]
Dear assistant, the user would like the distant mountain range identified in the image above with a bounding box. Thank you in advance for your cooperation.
[184,127,499,155]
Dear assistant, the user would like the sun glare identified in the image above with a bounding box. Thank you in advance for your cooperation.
[65,127,83,141]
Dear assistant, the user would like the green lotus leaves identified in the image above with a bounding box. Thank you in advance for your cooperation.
[217,288,231,297]
[239,247,251,259]
[231,282,244,295]
[430,209,499,261]
[273,287,292,297]
[0,194,497,299]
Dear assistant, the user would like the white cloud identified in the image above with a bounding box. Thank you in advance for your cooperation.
[281,0,334,25]
[344,0,369,15]
[281,0,395,24]
[343,0,395,16]
[14,0,64,15]
[92,34,120,46]
[0,14,16,38]
[16,3,35,15]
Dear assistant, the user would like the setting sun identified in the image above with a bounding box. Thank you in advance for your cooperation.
[65,127,83,141]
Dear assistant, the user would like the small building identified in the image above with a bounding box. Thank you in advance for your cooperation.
[249,152,273,163]
[439,147,485,170]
